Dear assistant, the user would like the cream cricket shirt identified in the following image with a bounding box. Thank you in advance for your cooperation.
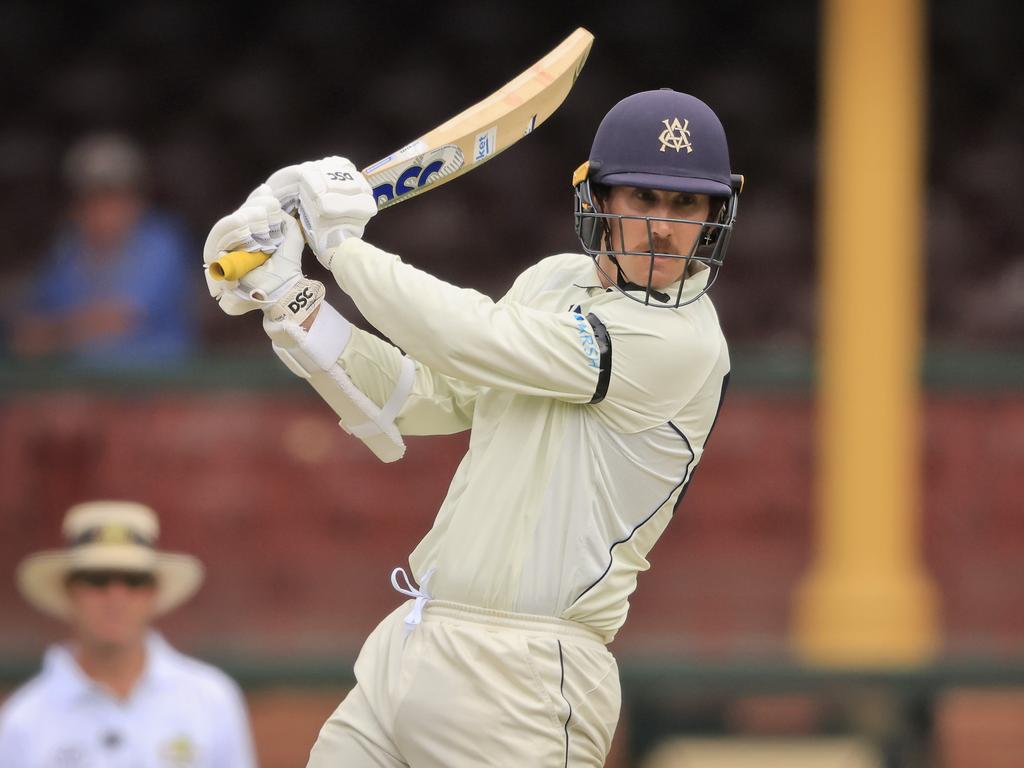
[0,632,256,768]
[330,241,730,643]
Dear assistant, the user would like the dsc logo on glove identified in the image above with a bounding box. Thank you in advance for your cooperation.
[288,287,316,314]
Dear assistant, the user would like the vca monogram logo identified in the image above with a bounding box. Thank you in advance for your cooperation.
[659,117,693,154]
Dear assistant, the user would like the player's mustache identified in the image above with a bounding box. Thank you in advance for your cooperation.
[627,236,681,256]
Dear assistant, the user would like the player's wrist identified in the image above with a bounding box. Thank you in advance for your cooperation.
[262,277,326,328]
[301,305,321,331]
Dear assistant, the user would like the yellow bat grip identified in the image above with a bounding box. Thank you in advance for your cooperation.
[208,251,269,281]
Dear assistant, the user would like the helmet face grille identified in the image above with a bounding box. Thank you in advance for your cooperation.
[573,177,739,308]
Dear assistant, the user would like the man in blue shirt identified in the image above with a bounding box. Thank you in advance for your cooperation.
[13,134,197,367]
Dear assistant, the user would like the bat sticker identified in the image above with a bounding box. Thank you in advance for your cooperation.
[473,128,497,162]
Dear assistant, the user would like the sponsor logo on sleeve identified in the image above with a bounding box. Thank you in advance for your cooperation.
[572,312,601,369]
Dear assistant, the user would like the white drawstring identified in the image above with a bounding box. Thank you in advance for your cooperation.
[390,566,436,633]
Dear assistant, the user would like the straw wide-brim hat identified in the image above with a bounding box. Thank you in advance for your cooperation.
[16,501,204,621]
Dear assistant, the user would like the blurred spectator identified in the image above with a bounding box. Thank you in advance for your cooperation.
[0,501,257,767]
[10,134,197,367]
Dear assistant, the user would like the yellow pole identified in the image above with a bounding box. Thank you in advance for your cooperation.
[793,0,939,664]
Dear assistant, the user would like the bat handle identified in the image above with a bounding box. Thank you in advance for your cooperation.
[208,251,270,281]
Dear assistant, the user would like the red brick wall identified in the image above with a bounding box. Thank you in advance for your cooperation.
[1,392,1021,659]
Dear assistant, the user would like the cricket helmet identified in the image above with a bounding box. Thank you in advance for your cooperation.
[574,89,743,307]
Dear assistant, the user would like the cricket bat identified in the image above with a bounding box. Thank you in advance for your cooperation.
[209,27,594,281]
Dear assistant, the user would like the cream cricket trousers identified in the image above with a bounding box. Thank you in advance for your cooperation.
[307,599,621,767]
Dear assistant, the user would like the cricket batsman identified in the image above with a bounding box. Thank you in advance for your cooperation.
[204,88,742,767]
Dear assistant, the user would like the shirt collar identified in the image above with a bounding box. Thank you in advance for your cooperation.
[42,641,95,705]
[43,630,175,705]
[578,260,711,305]
[141,631,179,686]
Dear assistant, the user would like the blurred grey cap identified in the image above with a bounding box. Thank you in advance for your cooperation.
[63,133,147,194]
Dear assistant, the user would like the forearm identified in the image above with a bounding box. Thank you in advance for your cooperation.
[11,315,65,356]
[301,307,476,434]
[301,305,320,331]
[14,302,131,351]
[339,328,476,435]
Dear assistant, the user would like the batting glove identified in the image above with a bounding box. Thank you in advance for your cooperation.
[266,156,377,270]
[204,185,305,315]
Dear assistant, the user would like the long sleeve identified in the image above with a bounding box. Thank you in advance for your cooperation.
[330,239,607,404]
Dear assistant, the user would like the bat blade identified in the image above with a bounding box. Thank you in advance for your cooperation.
[209,28,593,282]
[363,27,593,209]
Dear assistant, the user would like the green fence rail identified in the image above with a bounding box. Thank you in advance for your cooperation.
[1,346,1023,394]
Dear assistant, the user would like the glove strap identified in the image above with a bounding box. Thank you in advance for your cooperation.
[263,286,406,463]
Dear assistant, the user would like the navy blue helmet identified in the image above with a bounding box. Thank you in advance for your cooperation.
[574,89,743,307]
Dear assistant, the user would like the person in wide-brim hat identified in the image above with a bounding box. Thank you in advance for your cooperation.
[16,500,204,621]
[1,501,257,766]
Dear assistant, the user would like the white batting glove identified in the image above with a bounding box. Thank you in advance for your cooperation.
[266,156,377,270]
[204,185,305,315]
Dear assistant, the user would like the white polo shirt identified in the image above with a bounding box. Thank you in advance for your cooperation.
[0,632,256,768]
[327,243,730,643]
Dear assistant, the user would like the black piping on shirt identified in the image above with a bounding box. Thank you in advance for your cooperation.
[672,371,730,513]
[587,313,612,404]
[571,422,695,605]
[558,640,572,768]
[570,370,730,606]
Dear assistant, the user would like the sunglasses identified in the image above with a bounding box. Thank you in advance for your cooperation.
[67,571,156,589]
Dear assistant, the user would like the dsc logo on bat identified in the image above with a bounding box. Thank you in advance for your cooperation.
[372,160,444,204]
[370,146,464,206]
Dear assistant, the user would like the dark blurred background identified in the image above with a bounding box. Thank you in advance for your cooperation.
[1,2,1021,348]
[1,1,1022,766]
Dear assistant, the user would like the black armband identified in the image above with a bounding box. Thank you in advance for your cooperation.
[587,313,612,404]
